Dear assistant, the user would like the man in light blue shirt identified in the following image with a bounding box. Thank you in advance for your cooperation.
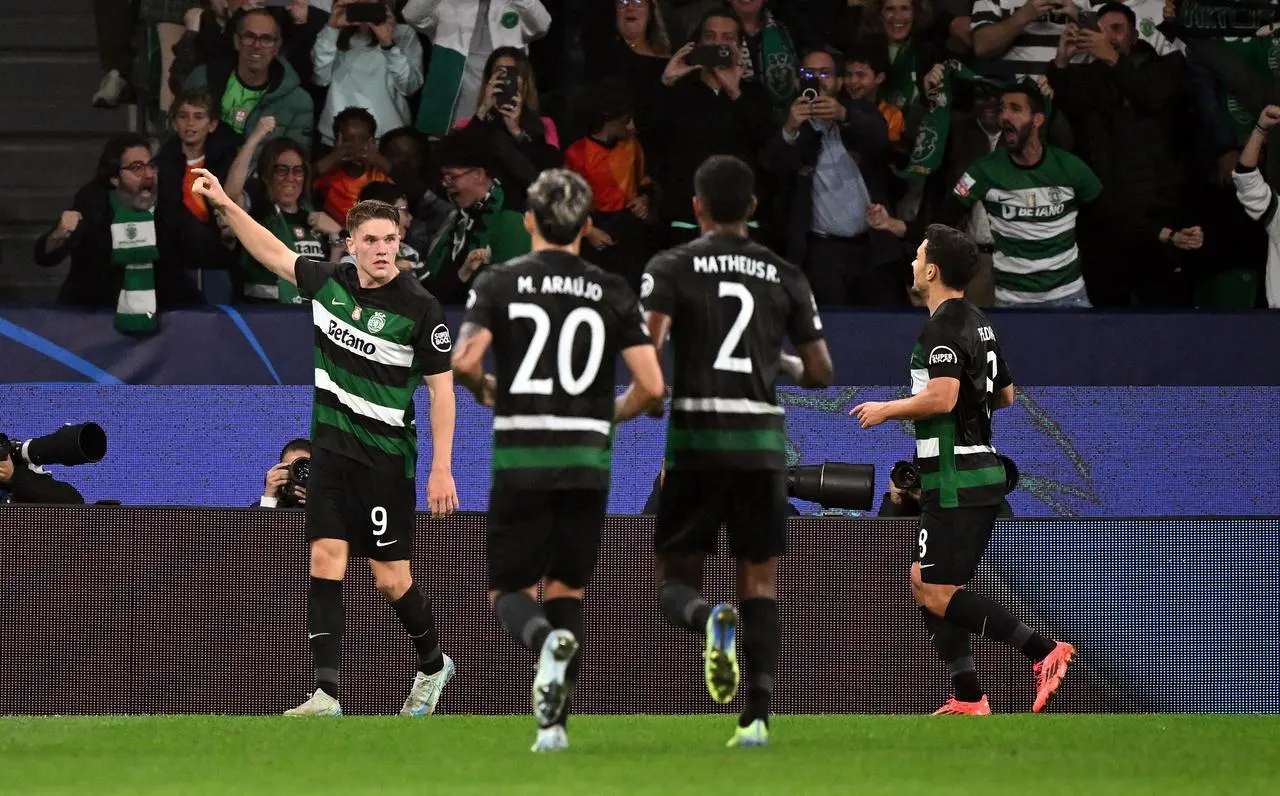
[763,48,902,306]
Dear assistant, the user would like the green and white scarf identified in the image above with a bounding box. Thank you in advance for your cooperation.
[241,204,319,304]
[739,11,798,113]
[883,38,919,111]
[109,191,159,334]
[423,181,506,280]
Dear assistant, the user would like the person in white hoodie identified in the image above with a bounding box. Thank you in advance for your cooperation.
[313,0,426,147]
[1232,105,1280,309]
[402,0,551,137]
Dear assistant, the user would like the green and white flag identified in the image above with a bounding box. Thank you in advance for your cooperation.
[108,192,159,334]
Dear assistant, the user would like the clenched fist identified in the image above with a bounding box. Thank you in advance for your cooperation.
[57,211,82,236]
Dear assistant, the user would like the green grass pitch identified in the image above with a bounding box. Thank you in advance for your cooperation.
[1,714,1276,795]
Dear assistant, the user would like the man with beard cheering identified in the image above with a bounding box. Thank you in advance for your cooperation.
[870,81,1109,308]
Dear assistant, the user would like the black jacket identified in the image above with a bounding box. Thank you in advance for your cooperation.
[0,467,84,505]
[760,95,900,266]
[155,125,239,273]
[648,75,776,224]
[1047,41,1193,212]
[33,182,203,308]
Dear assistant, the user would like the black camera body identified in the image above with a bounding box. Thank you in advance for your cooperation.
[0,423,107,468]
[278,456,310,508]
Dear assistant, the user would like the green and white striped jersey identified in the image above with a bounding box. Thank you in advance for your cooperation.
[643,233,824,472]
[910,298,1011,509]
[295,258,452,479]
[463,251,651,490]
[953,146,1102,305]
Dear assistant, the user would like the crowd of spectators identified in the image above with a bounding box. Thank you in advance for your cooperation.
[51,0,1280,326]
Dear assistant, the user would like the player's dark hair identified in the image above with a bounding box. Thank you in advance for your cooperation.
[526,169,594,245]
[96,133,153,186]
[346,200,401,235]
[279,438,311,460]
[924,224,980,290]
[1096,1,1137,28]
[332,106,377,141]
[1002,80,1046,116]
[694,155,755,224]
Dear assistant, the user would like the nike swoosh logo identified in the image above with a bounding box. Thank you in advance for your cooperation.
[375,539,397,547]
[919,563,935,569]
[308,632,330,639]
[330,298,343,306]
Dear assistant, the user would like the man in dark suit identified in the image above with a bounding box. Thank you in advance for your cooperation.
[761,47,902,307]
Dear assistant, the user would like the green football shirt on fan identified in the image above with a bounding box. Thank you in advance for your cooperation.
[952,147,1101,306]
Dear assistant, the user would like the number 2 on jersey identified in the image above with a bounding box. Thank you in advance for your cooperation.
[508,303,605,396]
[985,350,998,417]
[713,281,755,374]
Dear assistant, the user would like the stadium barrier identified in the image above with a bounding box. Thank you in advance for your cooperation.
[2,385,1276,517]
[0,507,1273,715]
[2,307,1278,386]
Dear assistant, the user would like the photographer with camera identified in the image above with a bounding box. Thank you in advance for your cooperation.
[879,457,1016,518]
[0,424,105,505]
[259,438,311,508]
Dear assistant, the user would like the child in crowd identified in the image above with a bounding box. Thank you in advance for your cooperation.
[312,107,393,226]
[156,87,240,300]
[843,44,904,150]
[563,80,655,290]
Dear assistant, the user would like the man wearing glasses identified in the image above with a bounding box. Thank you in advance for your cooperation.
[761,46,901,308]
[421,128,532,304]
[34,134,202,321]
[185,8,314,160]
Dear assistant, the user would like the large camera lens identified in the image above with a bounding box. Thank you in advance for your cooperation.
[287,457,311,488]
[889,460,921,491]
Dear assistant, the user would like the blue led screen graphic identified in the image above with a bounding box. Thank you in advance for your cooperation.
[2,385,1276,517]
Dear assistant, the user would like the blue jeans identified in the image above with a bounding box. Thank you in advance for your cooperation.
[996,286,1092,309]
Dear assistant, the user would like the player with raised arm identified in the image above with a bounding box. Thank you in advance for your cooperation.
[642,155,834,748]
[451,169,664,752]
[192,169,461,717]
[851,224,1076,715]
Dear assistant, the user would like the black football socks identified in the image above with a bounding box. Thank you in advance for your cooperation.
[738,597,778,727]
[308,576,343,699]
[943,590,1056,661]
[920,607,982,702]
[494,591,553,652]
[658,580,712,634]
[390,585,443,675]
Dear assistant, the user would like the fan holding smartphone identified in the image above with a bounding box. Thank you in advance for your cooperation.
[313,0,425,147]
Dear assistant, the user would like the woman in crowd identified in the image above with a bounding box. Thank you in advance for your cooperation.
[223,120,343,303]
[454,47,564,205]
[841,0,942,114]
[312,0,425,149]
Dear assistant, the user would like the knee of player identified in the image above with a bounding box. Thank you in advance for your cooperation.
[544,580,584,601]
[309,543,346,579]
[373,571,412,601]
